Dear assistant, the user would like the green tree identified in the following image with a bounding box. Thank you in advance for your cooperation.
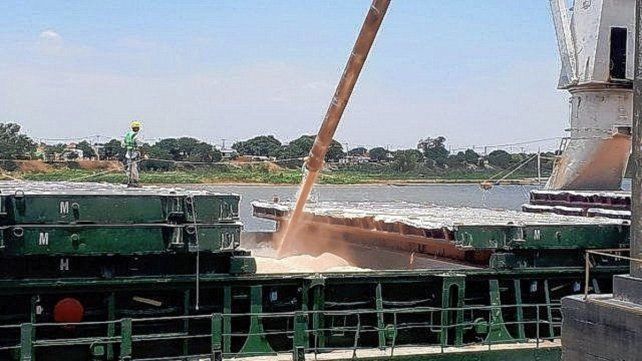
[153,138,181,160]
[176,137,201,160]
[65,151,79,160]
[446,151,466,168]
[368,147,389,162]
[146,142,172,160]
[149,137,221,163]
[348,147,368,156]
[139,143,173,171]
[419,136,449,166]
[103,139,125,160]
[232,135,282,157]
[464,149,480,164]
[0,123,36,159]
[76,140,96,159]
[325,140,345,161]
[392,149,423,172]
[488,150,512,168]
[279,136,313,159]
[43,143,67,161]
[279,135,344,161]
[188,142,221,162]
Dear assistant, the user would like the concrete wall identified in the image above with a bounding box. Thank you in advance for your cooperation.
[561,294,642,360]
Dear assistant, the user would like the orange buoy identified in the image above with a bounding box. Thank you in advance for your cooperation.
[479,181,494,190]
[53,297,84,323]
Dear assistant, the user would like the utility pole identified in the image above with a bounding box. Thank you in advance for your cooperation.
[220,138,227,150]
[631,0,642,277]
[537,148,542,184]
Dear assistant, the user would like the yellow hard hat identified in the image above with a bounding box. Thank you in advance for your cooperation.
[130,121,142,129]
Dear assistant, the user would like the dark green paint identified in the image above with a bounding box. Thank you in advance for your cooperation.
[1,222,241,256]
[238,286,276,355]
[120,318,132,360]
[19,323,32,361]
[485,280,513,343]
[1,193,239,225]
[454,224,628,250]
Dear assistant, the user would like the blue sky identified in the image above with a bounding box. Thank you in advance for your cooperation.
[0,1,567,151]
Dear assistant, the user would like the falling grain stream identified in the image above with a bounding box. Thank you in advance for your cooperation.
[278,0,391,257]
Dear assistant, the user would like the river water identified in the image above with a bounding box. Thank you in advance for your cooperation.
[185,183,543,231]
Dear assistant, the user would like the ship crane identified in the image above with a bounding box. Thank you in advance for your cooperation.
[547,0,635,190]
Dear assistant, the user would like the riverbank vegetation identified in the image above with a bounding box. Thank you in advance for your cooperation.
[0,122,554,184]
[16,164,546,185]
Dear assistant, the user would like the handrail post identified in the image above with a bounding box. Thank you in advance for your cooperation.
[352,314,361,359]
[535,305,540,348]
[584,251,591,300]
[223,286,232,355]
[19,323,33,361]
[375,283,386,350]
[211,313,223,361]
[293,311,307,361]
[120,318,132,361]
[487,308,491,351]
[390,312,398,357]
[107,293,116,360]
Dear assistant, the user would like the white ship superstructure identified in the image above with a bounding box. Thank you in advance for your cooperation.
[547,0,635,190]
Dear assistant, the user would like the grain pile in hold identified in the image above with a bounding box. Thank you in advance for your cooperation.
[246,232,365,273]
[255,253,364,273]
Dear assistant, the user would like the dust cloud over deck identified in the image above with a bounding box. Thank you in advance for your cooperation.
[252,200,629,271]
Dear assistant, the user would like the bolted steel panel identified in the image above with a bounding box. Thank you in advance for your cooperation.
[0,222,242,256]
[0,182,240,224]
[453,224,629,250]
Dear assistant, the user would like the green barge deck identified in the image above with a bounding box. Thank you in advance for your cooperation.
[0,182,630,360]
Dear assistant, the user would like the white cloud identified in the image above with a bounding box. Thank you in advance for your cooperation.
[0,58,567,151]
[37,29,64,55]
[39,30,62,42]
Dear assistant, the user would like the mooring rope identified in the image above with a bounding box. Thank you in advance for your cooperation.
[62,156,308,182]
[482,154,539,186]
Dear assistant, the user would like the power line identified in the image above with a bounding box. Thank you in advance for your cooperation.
[450,136,563,153]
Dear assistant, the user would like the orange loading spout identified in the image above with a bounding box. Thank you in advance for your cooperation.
[278,0,392,257]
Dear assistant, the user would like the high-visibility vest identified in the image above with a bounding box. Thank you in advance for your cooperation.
[124,131,138,150]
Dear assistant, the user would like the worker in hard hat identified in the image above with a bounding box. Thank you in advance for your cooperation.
[123,121,143,187]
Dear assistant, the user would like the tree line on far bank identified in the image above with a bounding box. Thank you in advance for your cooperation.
[231,134,555,174]
[0,123,222,170]
[0,122,555,174]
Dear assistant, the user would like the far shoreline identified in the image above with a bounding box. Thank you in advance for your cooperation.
[0,177,544,187]
[173,178,544,187]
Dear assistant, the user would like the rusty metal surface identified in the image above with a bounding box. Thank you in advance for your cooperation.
[524,189,631,219]
[546,134,632,191]
[253,201,629,269]
[306,0,391,172]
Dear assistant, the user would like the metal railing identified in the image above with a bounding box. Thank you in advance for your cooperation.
[584,248,641,300]
[0,302,562,360]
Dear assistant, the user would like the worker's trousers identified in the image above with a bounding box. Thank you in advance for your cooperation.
[125,150,140,184]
